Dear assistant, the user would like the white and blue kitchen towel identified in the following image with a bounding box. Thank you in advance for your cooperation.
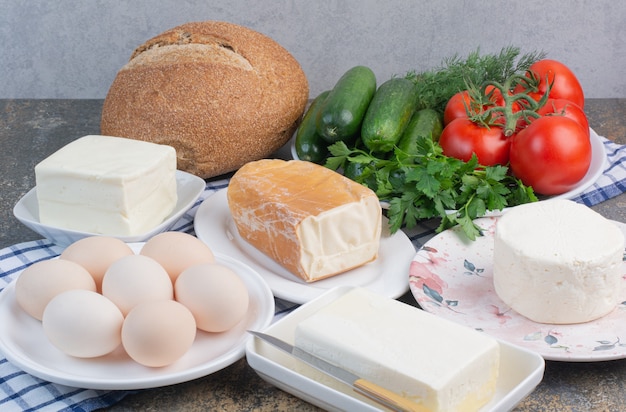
[1,135,625,411]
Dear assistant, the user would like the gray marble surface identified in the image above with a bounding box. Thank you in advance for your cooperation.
[1,1,625,99]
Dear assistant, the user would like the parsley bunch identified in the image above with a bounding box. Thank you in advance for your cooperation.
[325,137,537,240]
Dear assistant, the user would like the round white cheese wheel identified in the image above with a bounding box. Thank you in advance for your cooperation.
[493,199,624,324]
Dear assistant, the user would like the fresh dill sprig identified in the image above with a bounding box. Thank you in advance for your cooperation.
[405,46,547,115]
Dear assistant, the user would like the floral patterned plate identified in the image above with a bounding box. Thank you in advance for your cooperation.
[409,217,626,362]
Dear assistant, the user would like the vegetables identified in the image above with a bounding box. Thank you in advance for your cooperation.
[535,98,589,136]
[405,46,546,115]
[443,86,505,126]
[515,59,585,109]
[438,80,530,167]
[292,51,590,240]
[361,78,419,152]
[509,116,591,195]
[397,108,443,156]
[439,118,510,166]
[316,66,377,143]
[443,91,475,126]
[439,58,591,196]
[294,90,331,164]
[325,138,536,241]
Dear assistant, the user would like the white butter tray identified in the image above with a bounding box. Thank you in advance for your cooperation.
[246,286,545,412]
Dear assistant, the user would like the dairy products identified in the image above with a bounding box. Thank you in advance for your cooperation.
[294,288,499,412]
[493,199,625,324]
[227,159,382,282]
[35,135,177,236]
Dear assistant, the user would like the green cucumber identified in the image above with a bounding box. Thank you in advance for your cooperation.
[361,77,419,153]
[397,108,443,156]
[343,160,376,188]
[294,90,331,164]
[316,66,377,143]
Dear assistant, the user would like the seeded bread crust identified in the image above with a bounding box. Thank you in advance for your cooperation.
[101,21,309,178]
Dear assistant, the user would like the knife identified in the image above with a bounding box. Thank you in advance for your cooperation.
[248,330,427,412]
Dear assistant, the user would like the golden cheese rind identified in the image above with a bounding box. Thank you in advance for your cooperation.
[227,159,382,282]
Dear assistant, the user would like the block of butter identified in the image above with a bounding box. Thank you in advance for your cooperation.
[294,288,500,412]
[35,135,177,236]
[227,159,382,282]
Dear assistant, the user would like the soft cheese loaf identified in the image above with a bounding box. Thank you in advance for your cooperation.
[227,159,382,282]
[101,21,309,179]
[493,199,625,324]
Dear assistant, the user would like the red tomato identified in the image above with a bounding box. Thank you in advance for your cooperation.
[439,118,510,166]
[516,59,585,109]
[509,116,591,195]
[536,98,590,136]
[443,86,505,126]
[443,91,472,125]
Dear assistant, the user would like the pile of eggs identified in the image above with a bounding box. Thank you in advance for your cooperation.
[15,232,249,367]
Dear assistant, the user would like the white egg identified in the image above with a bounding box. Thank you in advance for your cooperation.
[60,236,134,292]
[42,290,124,358]
[122,300,197,367]
[101,254,173,316]
[15,259,97,320]
[174,263,249,333]
[140,232,215,282]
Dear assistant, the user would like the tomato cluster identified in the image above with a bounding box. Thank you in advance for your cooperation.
[438,59,591,196]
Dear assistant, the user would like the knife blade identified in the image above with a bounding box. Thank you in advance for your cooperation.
[248,330,427,412]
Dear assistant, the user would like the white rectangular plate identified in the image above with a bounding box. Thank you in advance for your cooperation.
[246,286,545,412]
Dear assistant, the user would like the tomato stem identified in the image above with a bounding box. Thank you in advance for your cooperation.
[465,71,552,137]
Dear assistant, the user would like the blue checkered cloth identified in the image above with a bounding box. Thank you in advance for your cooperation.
[1,135,625,411]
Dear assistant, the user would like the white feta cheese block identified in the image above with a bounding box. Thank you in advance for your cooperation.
[294,288,500,412]
[227,159,382,282]
[493,199,625,324]
[35,135,177,236]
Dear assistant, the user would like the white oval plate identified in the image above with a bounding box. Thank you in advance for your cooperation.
[291,127,607,206]
[0,248,274,390]
[194,189,415,304]
[409,216,626,362]
[13,170,206,248]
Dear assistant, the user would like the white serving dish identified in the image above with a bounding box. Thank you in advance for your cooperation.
[410,217,626,362]
[246,286,545,412]
[194,189,416,304]
[0,247,275,390]
[13,170,205,247]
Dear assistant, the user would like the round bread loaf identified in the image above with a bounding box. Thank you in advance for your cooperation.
[100,21,309,179]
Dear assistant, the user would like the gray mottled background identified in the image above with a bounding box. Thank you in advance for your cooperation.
[1,0,624,99]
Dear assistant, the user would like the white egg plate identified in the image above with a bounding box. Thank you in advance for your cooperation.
[0,250,275,390]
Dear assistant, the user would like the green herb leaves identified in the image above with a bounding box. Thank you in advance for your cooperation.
[325,137,537,240]
[405,46,546,116]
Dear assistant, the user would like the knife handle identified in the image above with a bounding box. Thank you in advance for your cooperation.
[353,378,428,412]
